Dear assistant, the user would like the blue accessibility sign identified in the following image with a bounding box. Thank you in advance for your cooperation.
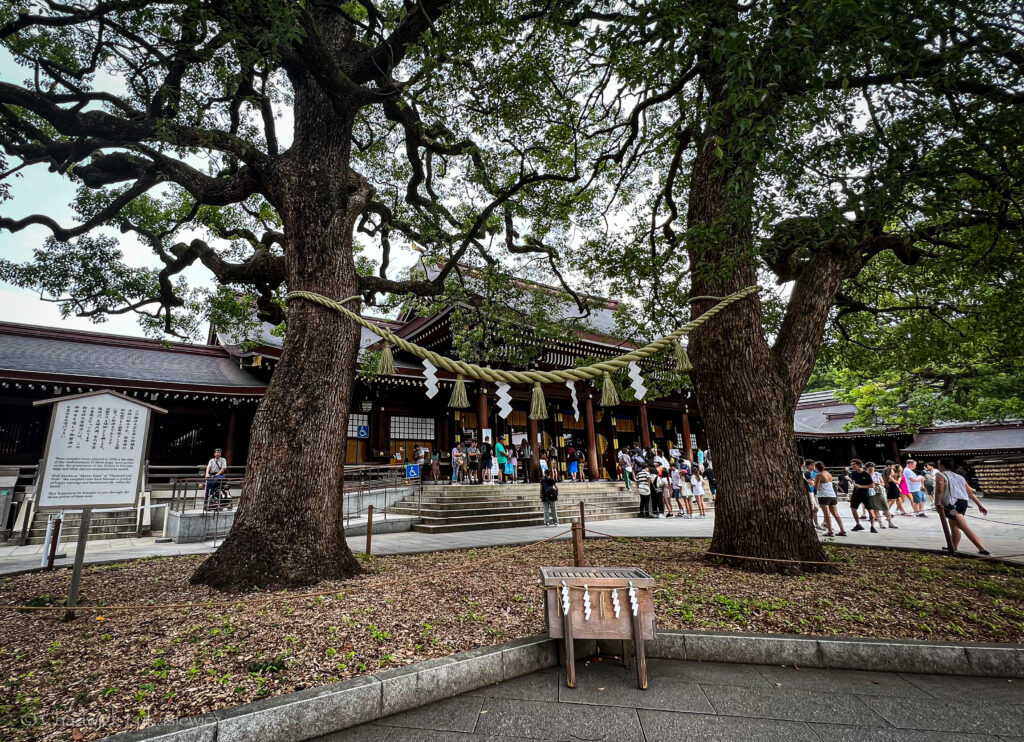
[405,464,420,479]
[355,425,370,439]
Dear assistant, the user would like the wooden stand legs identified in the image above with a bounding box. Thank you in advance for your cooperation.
[561,607,576,688]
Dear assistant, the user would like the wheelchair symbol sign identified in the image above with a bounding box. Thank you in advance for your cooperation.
[355,425,369,439]
[405,464,420,479]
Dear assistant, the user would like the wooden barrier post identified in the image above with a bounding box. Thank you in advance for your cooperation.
[578,501,586,538]
[365,504,374,555]
[46,516,61,570]
[571,522,584,567]
[936,503,956,555]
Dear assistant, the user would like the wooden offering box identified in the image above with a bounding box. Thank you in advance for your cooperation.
[540,566,656,689]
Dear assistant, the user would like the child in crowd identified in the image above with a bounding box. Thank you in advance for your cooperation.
[659,467,674,517]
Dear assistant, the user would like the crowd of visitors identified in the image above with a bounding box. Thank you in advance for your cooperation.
[799,456,990,554]
[441,437,589,485]
[424,438,991,554]
[616,444,714,519]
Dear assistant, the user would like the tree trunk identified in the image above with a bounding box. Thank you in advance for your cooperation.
[686,136,831,574]
[192,77,368,591]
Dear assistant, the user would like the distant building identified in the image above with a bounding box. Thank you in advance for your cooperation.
[796,390,1024,496]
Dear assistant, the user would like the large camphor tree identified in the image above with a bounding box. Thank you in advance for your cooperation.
[573,0,1023,569]
[0,0,601,590]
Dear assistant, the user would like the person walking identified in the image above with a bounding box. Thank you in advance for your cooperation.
[451,443,464,484]
[430,448,441,483]
[659,466,674,517]
[690,469,708,518]
[480,437,493,484]
[904,459,927,517]
[495,436,508,484]
[540,471,559,526]
[935,459,990,555]
[547,444,559,482]
[467,439,480,484]
[565,444,577,481]
[866,462,892,532]
[618,447,634,490]
[898,461,911,514]
[812,462,846,536]
[924,462,938,509]
[847,459,873,531]
[670,464,683,516]
[704,463,717,500]
[636,464,652,518]
[802,459,824,531]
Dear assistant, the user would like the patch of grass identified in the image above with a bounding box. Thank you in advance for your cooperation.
[21,594,64,609]
[247,654,288,675]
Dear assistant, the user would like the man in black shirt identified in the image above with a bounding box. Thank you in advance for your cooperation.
[848,459,873,532]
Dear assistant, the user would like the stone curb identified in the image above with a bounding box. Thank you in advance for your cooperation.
[104,631,1023,742]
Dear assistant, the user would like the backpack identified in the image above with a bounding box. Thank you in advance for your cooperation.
[542,480,558,501]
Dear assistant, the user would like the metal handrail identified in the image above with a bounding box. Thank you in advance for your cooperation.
[169,476,245,513]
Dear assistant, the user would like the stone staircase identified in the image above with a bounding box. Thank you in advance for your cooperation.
[387,481,642,534]
[23,509,138,545]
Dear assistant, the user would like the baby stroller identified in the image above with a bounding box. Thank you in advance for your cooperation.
[204,477,233,511]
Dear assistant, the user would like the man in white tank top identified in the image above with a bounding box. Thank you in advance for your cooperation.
[935,459,990,555]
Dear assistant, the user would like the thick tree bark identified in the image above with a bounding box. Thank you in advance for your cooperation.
[686,136,832,574]
[191,72,368,591]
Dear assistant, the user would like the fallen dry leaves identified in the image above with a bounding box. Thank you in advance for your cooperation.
[1,539,1022,741]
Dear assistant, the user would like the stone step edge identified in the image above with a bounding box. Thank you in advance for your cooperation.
[104,631,1024,742]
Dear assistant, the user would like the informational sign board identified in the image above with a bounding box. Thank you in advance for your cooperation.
[355,425,370,439]
[34,391,165,510]
[405,464,420,479]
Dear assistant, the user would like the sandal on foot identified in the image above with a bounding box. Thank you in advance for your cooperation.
[837,531,848,536]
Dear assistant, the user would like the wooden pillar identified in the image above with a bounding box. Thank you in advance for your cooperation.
[890,438,901,463]
[476,386,488,443]
[849,440,858,461]
[680,411,693,461]
[584,394,599,481]
[372,405,387,460]
[224,408,238,464]
[528,416,540,480]
[638,403,651,448]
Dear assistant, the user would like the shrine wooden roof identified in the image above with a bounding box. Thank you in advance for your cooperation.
[0,321,267,394]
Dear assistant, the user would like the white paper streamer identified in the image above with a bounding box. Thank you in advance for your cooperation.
[611,588,621,618]
[627,361,647,401]
[495,381,512,419]
[561,580,571,616]
[422,358,439,399]
[583,584,591,621]
[628,581,639,617]
[565,380,580,421]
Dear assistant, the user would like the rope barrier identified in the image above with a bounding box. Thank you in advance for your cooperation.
[8,520,1021,615]
[283,285,760,386]
[963,513,1024,527]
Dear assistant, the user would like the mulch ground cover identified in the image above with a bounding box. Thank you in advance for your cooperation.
[2,538,1023,741]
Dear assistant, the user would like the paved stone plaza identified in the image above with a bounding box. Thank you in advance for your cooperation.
[320,656,1024,741]
[2,499,1022,575]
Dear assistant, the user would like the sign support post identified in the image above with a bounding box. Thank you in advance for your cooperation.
[64,509,93,620]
